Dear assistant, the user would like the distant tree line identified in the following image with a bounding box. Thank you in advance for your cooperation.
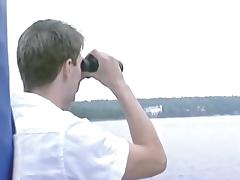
[68,96,240,121]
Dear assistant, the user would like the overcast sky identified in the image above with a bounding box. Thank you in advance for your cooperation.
[7,0,240,101]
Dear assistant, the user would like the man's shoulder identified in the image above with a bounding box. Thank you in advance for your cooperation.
[11,91,89,133]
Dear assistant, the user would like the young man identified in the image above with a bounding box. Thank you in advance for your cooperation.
[11,19,167,180]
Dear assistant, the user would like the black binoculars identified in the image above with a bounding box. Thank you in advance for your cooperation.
[81,54,123,72]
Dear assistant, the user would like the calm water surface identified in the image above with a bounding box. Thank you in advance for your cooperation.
[94,115,240,180]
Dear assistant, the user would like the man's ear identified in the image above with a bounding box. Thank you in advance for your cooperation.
[62,58,72,79]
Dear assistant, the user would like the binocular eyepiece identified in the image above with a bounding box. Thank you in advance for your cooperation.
[81,54,123,72]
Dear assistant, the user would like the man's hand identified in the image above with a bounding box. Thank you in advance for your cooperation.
[81,49,124,90]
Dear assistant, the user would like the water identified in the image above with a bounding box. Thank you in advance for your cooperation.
[94,115,240,180]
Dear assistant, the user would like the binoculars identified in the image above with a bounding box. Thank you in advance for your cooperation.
[81,54,123,72]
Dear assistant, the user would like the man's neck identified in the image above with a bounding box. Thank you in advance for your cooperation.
[31,85,67,110]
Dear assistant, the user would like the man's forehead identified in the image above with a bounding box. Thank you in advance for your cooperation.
[77,52,83,60]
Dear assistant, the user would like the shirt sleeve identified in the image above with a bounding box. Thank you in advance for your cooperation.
[63,120,129,180]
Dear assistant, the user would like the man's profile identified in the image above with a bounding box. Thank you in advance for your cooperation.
[11,19,167,180]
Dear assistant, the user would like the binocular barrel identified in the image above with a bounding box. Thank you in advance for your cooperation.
[81,54,123,72]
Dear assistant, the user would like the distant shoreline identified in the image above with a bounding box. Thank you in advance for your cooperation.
[69,96,240,121]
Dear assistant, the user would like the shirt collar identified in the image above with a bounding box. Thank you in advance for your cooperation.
[11,91,60,111]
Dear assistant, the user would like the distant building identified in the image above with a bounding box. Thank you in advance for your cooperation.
[145,105,163,118]
[197,105,206,112]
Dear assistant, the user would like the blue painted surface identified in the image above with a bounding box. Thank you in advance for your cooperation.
[0,0,16,179]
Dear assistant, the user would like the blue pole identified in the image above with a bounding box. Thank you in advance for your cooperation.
[0,0,16,179]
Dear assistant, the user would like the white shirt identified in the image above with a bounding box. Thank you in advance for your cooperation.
[11,92,129,180]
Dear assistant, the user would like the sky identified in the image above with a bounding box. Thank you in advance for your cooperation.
[7,0,240,101]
